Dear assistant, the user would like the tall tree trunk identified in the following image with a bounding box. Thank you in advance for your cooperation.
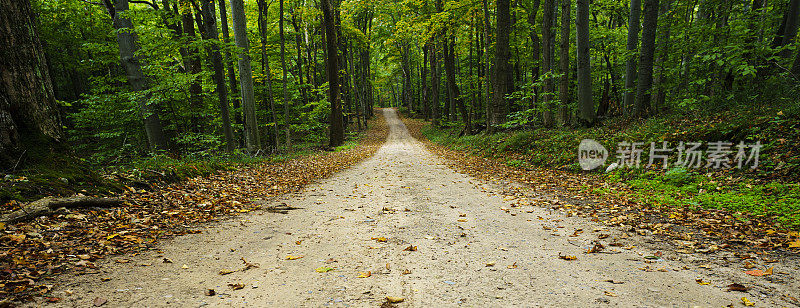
[217,0,242,140]
[321,0,343,147]
[576,0,594,125]
[201,0,234,152]
[542,0,556,127]
[527,0,541,111]
[111,0,168,152]
[279,0,291,148]
[491,0,512,131]
[230,0,260,151]
[430,40,441,126]
[482,0,492,131]
[634,0,659,117]
[180,0,204,133]
[558,0,571,126]
[779,0,800,58]
[623,0,641,115]
[257,0,278,149]
[0,0,65,167]
[653,0,672,111]
[422,43,430,121]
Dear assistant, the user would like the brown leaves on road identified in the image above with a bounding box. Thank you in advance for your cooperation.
[0,113,389,302]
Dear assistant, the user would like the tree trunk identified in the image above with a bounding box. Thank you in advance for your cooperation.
[444,35,472,134]
[218,0,242,142]
[482,0,493,131]
[0,0,64,168]
[422,43,430,120]
[230,0,261,151]
[257,0,279,149]
[321,0,343,147]
[430,40,441,126]
[558,0,571,126]
[576,0,594,125]
[527,0,541,111]
[633,0,659,117]
[780,0,800,58]
[201,0,234,152]
[623,0,641,115]
[112,0,168,152]
[653,0,672,112]
[279,0,291,149]
[491,0,512,131]
[542,0,556,127]
[180,0,204,133]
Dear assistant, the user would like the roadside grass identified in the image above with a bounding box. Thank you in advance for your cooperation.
[418,107,800,230]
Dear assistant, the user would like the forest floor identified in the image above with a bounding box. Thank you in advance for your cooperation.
[24,109,799,307]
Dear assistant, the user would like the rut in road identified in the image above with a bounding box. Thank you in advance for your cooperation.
[47,109,789,307]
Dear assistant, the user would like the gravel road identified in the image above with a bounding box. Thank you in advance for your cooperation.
[46,109,796,307]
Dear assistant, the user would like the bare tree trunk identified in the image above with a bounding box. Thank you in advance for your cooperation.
[257,0,278,149]
[558,0,571,126]
[218,0,242,143]
[180,0,204,133]
[112,0,168,152]
[576,0,594,125]
[445,35,472,133]
[623,0,641,115]
[491,0,513,131]
[279,0,291,149]
[430,40,441,126]
[527,0,541,111]
[0,0,65,167]
[482,0,492,131]
[542,0,556,127]
[634,0,659,117]
[321,0,343,147]
[200,0,234,152]
[230,0,260,151]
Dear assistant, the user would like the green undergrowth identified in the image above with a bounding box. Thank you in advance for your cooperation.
[420,107,800,229]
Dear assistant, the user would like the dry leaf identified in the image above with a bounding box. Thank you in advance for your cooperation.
[507,262,518,269]
[181,264,189,269]
[403,245,417,251]
[727,283,748,292]
[695,278,710,285]
[315,266,334,273]
[285,255,304,260]
[372,237,388,242]
[745,267,773,276]
[357,271,371,278]
[402,269,411,275]
[228,283,245,290]
[604,291,617,297]
[205,289,216,296]
[559,254,577,261]
[93,297,107,307]
[386,296,405,303]
[741,297,754,306]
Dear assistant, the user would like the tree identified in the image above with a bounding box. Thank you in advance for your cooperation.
[634,0,659,116]
[576,0,594,124]
[0,0,64,168]
[200,0,235,152]
[230,0,260,151]
[491,0,513,131]
[111,0,168,152]
[558,0,571,125]
[322,0,344,147]
[623,0,641,115]
[542,0,556,127]
[279,0,291,148]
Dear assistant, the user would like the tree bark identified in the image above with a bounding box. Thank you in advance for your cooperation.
[279,0,292,149]
[576,0,594,125]
[444,36,472,134]
[542,0,556,127]
[230,0,261,151]
[217,0,242,142]
[200,0,235,152]
[482,0,492,131]
[780,0,800,59]
[322,0,344,147]
[623,0,641,115]
[527,0,541,111]
[633,0,659,117]
[180,0,205,133]
[112,0,168,152]
[558,0,571,126]
[0,197,122,224]
[491,0,513,131]
[0,0,64,168]
[257,0,279,149]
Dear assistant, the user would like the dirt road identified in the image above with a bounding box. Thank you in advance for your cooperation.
[48,109,795,307]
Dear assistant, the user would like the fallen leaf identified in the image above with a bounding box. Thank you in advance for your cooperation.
[727,283,748,292]
[295,240,303,245]
[181,264,189,269]
[386,296,404,303]
[457,219,467,222]
[315,266,334,273]
[695,278,710,285]
[219,269,234,275]
[372,237,388,242]
[228,283,245,290]
[285,255,304,260]
[507,262,518,269]
[745,267,773,276]
[485,262,496,267]
[604,291,617,297]
[403,245,417,251]
[741,297,754,306]
[357,271,371,278]
[93,297,107,307]
[402,269,411,275]
[559,254,577,261]
[205,289,216,296]
[162,258,173,263]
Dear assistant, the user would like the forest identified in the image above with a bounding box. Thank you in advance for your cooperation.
[1,0,800,304]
